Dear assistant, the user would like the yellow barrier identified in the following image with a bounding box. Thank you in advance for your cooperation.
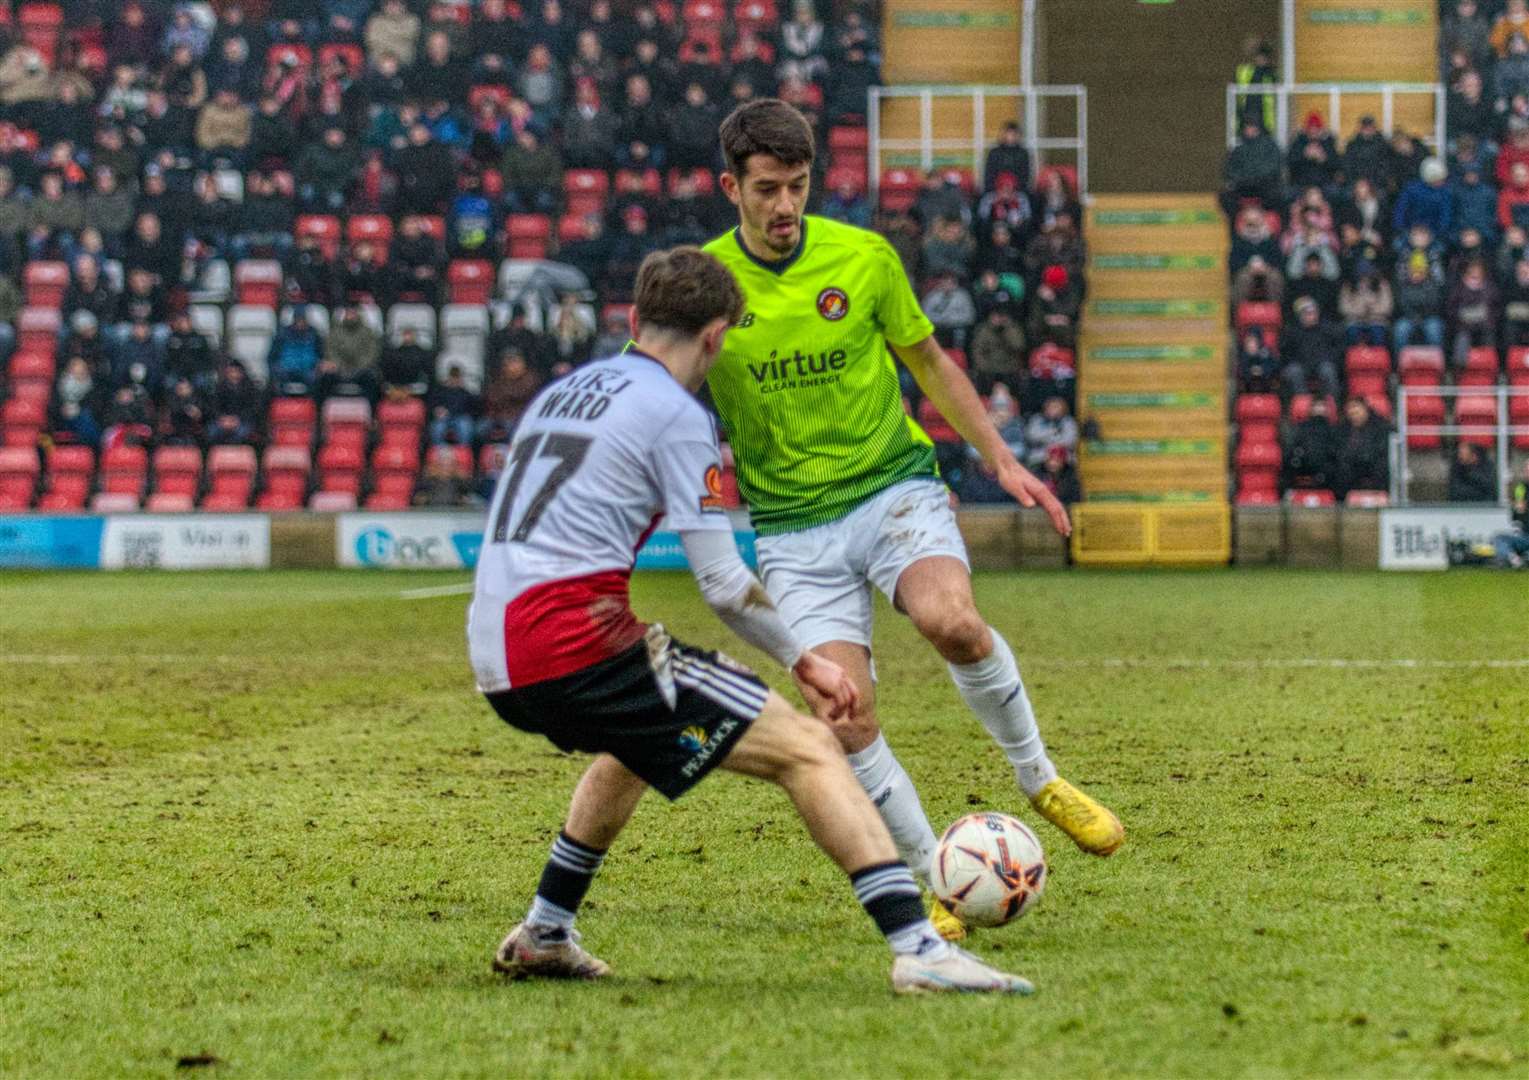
[1071,504,1231,566]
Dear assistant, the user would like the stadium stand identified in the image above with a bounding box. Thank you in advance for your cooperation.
[1222,10,1529,506]
[0,0,1081,512]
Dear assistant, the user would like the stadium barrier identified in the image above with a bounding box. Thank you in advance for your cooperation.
[1224,82,1445,151]
[2,507,1492,572]
[1070,504,1232,566]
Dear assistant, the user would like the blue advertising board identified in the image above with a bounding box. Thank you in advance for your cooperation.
[0,516,105,569]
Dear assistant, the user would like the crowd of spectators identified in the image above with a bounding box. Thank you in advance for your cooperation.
[0,0,1085,509]
[1223,19,1529,505]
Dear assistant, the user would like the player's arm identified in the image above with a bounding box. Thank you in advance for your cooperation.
[680,530,856,720]
[650,405,857,718]
[892,334,1072,538]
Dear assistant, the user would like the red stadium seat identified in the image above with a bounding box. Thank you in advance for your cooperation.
[295,215,342,258]
[1235,393,1281,424]
[1,397,45,447]
[1287,489,1335,507]
[308,490,358,511]
[506,214,552,260]
[1464,346,1500,377]
[1344,490,1390,508]
[261,446,311,505]
[615,168,663,196]
[100,444,148,496]
[0,446,39,508]
[1403,394,1445,449]
[322,396,371,449]
[1234,439,1281,472]
[8,351,53,403]
[1344,345,1390,376]
[1236,487,1280,506]
[317,443,364,494]
[90,491,140,512]
[1287,394,1336,422]
[733,0,778,30]
[146,492,195,513]
[1037,164,1079,196]
[41,443,93,508]
[18,307,61,357]
[153,446,202,497]
[269,396,317,447]
[1239,420,1278,446]
[1235,301,1281,336]
[204,445,256,507]
[1346,372,1387,401]
[478,443,509,479]
[347,214,394,252]
[878,168,921,213]
[1398,346,1445,377]
[1455,393,1499,448]
[915,399,961,443]
[825,164,866,195]
[563,169,610,218]
[946,348,967,371]
[234,260,283,307]
[22,260,68,309]
[1508,347,1529,381]
[448,259,494,305]
[377,396,425,442]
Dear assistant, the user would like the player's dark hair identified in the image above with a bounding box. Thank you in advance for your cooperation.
[634,247,746,336]
[719,98,816,177]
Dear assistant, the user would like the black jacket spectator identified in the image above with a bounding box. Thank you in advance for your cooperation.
[984,128,1033,190]
[1449,442,1498,502]
[1284,402,1339,490]
[1343,120,1394,191]
[1334,399,1391,496]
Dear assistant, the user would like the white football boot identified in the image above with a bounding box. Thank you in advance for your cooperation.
[891,945,1035,995]
[492,923,610,980]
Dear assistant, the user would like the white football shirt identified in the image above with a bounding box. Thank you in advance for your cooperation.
[467,351,732,692]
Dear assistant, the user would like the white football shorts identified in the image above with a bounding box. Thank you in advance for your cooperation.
[753,477,969,650]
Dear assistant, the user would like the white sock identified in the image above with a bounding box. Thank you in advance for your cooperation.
[886,919,954,960]
[846,735,939,883]
[525,895,575,941]
[949,630,1058,798]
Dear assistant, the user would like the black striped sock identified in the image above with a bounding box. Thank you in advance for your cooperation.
[534,830,607,915]
[850,860,926,939]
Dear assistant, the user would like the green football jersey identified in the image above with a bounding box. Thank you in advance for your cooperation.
[703,215,938,535]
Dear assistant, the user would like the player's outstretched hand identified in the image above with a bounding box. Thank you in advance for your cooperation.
[791,652,860,722]
[999,462,1073,538]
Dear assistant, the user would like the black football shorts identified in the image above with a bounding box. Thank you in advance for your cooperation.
[484,624,769,800]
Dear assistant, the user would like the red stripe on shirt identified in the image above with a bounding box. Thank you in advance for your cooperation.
[503,570,647,686]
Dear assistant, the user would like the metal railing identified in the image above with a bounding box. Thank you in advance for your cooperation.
[1225,82,1445,152]
[1393,385,1529,506]
[869,85,1088,195]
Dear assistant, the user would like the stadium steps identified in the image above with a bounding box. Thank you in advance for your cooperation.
[1078,193,1229,502]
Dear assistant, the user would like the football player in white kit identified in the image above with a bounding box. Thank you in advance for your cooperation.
[468,247,1032,994]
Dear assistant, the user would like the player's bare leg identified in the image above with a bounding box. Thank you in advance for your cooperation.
[721,692,1031,995]
[895,555,1124,857]
[493,756,647,979]
[793,643,963,940]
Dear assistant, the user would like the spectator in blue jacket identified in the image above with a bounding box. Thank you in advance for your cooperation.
[1452,162,1500,245]
[268,308,325,390]
[1394,157,1453,238]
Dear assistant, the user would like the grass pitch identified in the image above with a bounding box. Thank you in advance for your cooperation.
[2,568,1526,1078]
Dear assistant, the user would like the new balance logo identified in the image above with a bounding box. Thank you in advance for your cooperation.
[735,312,756,329]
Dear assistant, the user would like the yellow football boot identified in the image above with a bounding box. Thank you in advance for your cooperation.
[1030,778,1124,856]
[928,896,968,941]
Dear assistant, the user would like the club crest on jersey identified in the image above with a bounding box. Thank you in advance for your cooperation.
[699,464,727,513]
[816,287,849,321]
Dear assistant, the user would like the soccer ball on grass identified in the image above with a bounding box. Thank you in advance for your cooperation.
[930,812,1046,927]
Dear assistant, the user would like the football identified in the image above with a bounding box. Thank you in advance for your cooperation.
[930,812,1047,928]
